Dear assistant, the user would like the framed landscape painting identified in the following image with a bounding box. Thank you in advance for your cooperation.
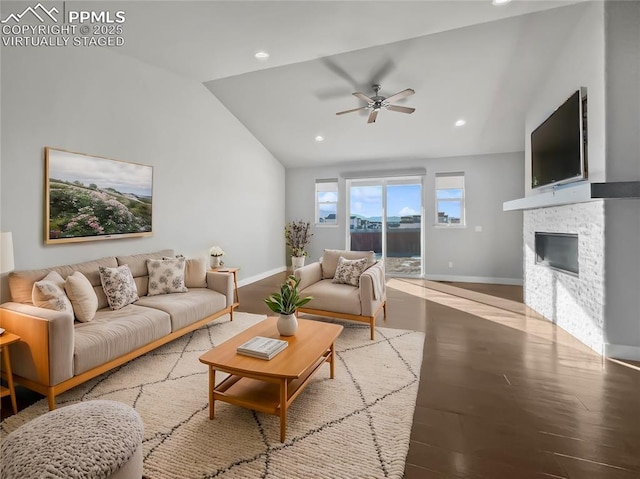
[45,147,153,244]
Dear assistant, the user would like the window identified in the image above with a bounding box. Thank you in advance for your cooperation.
[435,173,465,226]
[315,179,338,225]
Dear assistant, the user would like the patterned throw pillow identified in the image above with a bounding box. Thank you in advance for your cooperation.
[32,271,74,317]
[99,265,139,310]
[332,256,369,287]
[147,257,188,296]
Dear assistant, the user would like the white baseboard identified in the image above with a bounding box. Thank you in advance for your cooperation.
[237,266,287,288]
[423,274,523,286]
[605,343,640,361]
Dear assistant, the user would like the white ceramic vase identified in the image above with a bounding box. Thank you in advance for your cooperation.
[291,256,306,270]
[277,313,298,336]
[210,256,221,268]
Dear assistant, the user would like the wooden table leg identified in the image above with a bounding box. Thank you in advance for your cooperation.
[2,347,17,415]
[280,379,288,442]
[209,367,216,419]
[330,342,335,379]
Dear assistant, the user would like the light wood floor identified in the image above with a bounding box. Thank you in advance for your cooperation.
[3,273,639,479]
[237,272,640,479]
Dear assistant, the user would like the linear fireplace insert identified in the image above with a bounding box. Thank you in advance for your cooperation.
[535,232,579,275]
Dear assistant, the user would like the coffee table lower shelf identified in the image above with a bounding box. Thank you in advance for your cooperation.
[207,347,334,442]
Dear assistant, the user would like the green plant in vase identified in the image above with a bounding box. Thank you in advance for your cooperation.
[264,275,312,336]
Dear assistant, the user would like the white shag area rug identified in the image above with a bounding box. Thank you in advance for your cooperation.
[1,312,424,479]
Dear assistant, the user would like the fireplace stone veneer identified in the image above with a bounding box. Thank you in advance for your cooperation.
[524,201,605,353]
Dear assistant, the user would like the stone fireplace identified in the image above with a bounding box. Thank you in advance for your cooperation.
[524,201,605,354]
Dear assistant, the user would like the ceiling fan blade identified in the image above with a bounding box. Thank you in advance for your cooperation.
[353,92,374,103]
[384,88,415,104]
[367,110,378,123]
[387,105,416,114]
[336,106,367,116]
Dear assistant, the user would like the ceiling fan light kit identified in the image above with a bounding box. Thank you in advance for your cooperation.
[336,84,415,123]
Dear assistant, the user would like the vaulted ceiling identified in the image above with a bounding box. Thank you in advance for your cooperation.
[118,1,588,167]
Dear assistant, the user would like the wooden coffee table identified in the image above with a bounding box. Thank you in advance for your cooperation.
[199,317,343,442]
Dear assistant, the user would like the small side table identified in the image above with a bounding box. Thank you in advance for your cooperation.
[210,267,240,309]
[0,331,21,415]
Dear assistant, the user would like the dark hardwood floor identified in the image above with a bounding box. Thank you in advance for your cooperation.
[3,272,639,479]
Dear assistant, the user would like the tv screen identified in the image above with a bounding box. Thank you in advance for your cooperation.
[531,90,587,189]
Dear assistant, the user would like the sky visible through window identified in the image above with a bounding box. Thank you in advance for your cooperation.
[351,184,424,218]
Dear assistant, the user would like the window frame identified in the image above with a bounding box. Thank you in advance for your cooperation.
[315,179,339,227]
[434,172,466,227]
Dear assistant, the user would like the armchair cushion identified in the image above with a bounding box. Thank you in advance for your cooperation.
[300,280,362,316]
[332,256,369,286]
[321,250,376,279]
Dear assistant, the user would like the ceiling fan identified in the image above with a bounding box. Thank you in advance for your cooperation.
[336,84,416,123]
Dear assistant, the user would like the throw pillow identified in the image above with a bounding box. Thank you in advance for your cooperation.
[147,257,188,296]
[64,271,99,322]
[99,265,139,310]
[164,256,207,288]
[332,256,369,287]
[32,271,74,316]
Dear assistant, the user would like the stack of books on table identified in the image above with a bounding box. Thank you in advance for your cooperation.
[236,336,288,360]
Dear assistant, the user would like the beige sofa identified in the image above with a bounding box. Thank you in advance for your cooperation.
[294,249,386,340]
[0,249,234,410]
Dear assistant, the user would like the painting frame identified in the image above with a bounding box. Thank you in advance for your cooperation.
[45,147,153,244]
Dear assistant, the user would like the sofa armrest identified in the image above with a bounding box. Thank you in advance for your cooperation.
[359,261,386,316]
[206,272,234,308]
[294,262,322,291]
[0,303,75,386]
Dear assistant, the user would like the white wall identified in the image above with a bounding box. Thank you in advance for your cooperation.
[602,0,640,360]
[0,44,285,299]
[524,1,606,194]
[286,153,524,284]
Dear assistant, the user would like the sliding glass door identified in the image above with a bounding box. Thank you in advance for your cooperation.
[348,177,423,276]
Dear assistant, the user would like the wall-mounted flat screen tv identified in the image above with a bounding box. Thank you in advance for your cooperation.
[531,89,587,189]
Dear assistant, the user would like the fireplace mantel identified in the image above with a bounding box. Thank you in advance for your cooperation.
[503,181,640,211]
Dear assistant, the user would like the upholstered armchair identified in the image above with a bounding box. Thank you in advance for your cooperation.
[293,249,386,340]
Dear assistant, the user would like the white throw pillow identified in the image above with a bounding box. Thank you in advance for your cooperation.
[99,265,139,310]
[332,256,369,287]
[147,257,188,296]
[64,271,99,322]
[32,271,74,316]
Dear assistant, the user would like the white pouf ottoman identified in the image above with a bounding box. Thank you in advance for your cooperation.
[1,400,144,479]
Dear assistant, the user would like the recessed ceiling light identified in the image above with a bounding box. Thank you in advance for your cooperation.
[492,0,512,5]
[455,119,466,127]
[254,51,270,59]
[315,135,324,142]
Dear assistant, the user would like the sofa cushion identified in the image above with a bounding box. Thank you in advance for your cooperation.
[321,250,375,279]
[32,271,74,317]
[135,289,226,331]
[147,258,188,296]
[333,256,369,287]
[99,265,139,310]
[65,272,99,323]
[8,256,117,309]
[300,279,362,316]
[116,249,174,297]
[73,304,172,375]
[184,258,208,288]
